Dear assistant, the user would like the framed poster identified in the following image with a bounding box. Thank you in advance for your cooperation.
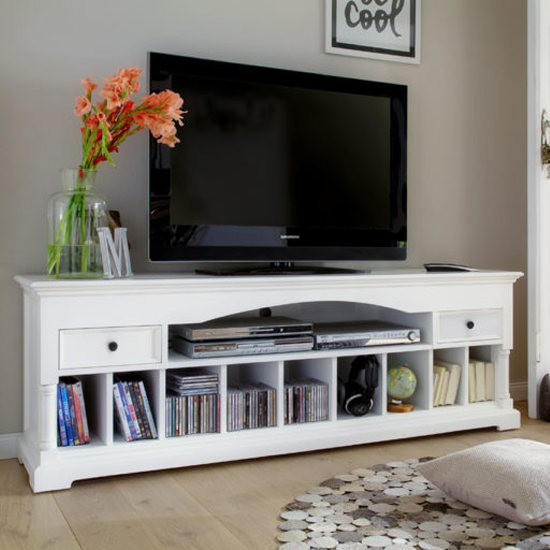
[325,0,421,63]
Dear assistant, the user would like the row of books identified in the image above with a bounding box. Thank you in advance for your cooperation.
[166,369,220,436]
[227,382,277,431]
[468,360,495,402]
[113,378,158,441]
[432,359,495,406]
[285,378,329,425]
[57,377,90,446]
[433,359,462,406]
[166,394,220,436]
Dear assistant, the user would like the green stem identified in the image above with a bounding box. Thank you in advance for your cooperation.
[47,177,92,276]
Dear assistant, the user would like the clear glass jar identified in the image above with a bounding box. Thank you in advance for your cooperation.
[47,168,109,278]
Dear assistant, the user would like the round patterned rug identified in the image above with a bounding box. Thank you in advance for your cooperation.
[277,458,550,550]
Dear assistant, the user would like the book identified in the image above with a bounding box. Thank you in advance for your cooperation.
[485,362,495,400]
[444,363,462,405]
[113,383,133,442]
[139,380,158,439]
[59,382,74,446]
[433,365,446,406]
[434,359,462,405]
[70,384,85,444]
[57,384,68,446]
[438,369,450,406]
[474,361,486,402]
[130,381,152,439]
[72,379,90,443]
[468,360,491,402]
[66,383,80,445]
[468,360,477,402]
[432,374,441,407]
[122,381,142,439]
[127,381,146,438]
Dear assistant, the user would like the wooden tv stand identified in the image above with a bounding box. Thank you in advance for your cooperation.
[15,270,522,492]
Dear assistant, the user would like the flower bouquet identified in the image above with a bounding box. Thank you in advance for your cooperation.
[47,67,185,277]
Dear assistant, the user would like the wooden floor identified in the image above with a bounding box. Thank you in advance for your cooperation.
[1,402,549,550]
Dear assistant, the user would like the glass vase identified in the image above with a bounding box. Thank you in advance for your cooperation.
[47,168,109,279]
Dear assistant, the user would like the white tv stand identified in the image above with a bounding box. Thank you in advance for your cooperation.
[15,270,522,492]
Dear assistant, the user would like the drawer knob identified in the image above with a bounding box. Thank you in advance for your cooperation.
[108,341,118,352]
[466,321,475,330]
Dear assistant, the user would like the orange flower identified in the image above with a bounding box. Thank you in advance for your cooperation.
[75,66,185,168]
[118,67,143,93]
[156,90,185,122]
[74,96,91,117]
[141,90,185,123]
[84,114,99,130]
[81,77,98,95]
[157,127,180,147]
[100,86,125,111]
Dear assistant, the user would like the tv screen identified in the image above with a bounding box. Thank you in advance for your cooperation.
[148,52,407,273]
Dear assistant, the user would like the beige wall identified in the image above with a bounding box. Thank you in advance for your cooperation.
[0,0,527,434]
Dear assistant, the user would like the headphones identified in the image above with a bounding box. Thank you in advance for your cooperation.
[338,356,379,416]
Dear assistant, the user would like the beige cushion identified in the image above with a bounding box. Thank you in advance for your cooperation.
[416,438,550,526]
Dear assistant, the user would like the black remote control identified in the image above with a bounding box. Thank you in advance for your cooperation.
[423,263,477,273]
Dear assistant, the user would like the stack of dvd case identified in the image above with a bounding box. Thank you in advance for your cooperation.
[113,377,158,441]
[284,378,329,424]
[227,382,277,431]
[165,369,220,436]
[57,377,90,446]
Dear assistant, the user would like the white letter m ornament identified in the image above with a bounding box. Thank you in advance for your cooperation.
[96,227,133,278]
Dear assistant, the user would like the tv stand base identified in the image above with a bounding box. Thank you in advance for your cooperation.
[196,262,367,276]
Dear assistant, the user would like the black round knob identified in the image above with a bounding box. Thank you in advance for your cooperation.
[108,341,118,352]
[466,321,475,330]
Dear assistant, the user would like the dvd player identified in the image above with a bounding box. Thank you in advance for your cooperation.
[172,335,314,358]
[172,316,313,341]
[313,320,420,350]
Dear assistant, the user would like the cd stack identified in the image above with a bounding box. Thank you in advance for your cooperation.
[227,382,277,431]
[284,378,329,425]
[165,369,220,437]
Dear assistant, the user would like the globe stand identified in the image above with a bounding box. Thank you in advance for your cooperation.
[387,364,417,414]
[387,400,414,413]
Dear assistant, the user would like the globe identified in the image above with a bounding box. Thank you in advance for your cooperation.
[387,365,417,401]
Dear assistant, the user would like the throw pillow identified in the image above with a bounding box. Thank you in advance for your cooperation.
[416,438,550,526]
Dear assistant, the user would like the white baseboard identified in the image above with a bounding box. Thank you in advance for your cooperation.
[510,380,528,402]
[0,432,21,460]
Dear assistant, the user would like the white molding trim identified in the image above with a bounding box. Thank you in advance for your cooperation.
[0,432,21,460]
[510,380,528,403]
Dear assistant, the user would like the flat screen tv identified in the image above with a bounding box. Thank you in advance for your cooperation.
[148,52,407,275]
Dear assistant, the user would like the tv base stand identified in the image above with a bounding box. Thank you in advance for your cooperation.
[196,261,365,277]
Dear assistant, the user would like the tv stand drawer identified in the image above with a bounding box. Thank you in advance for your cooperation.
[59,326,162,370]
[437,310,502,343]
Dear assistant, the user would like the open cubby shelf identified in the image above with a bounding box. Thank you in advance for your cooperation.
[15,270,522,491]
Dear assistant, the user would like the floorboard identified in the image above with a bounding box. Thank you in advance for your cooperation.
[0,459,80,550]
[1,402,549,550]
